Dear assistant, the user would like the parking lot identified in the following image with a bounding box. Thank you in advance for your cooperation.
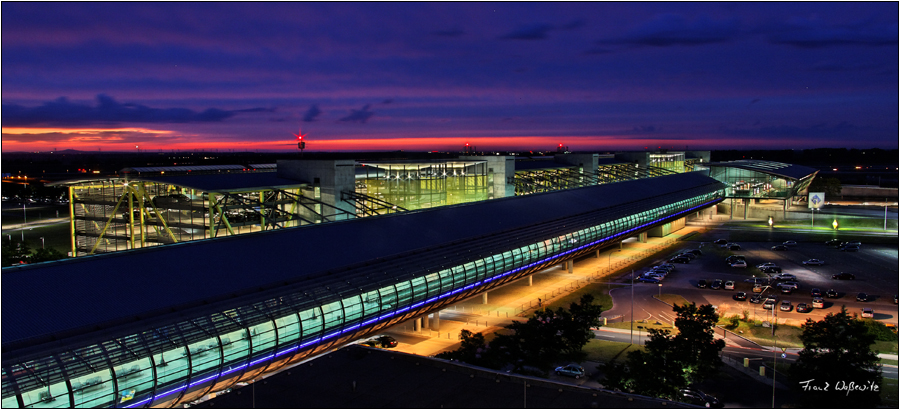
[633,236,899,326]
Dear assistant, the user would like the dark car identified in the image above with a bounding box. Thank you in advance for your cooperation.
[361,335,398,348]
[697,279,708,288]
[638,275,661,283]
[810,288,822,298]
[826,289,839,298]
[841,245,859,252]
[670,257,690,264]
[725,255,746,264]
[857,292,868,302]
[780,286,793,294]
[832,272,856,280]
[729,244,742,251]
[679,388,722,408]
[825,239,842,246]
[761,266,782,274]
[711,279,723,290]
[749,294,763,304]
[733,292,747,301]
[688,249,703,256]
[771,245,788,251]
[714,239,728,245]
[796,303,812,313]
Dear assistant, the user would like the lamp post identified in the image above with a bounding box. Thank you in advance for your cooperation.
[658,283,662,298]
[768,216,773,229]
[40,237,44,249]
[608,249,621,272]
[832,219,838,230]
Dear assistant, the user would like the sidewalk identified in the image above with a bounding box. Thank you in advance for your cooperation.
[386,222,712,357]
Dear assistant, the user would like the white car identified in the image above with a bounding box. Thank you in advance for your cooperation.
[783,240,797,246]
[862,308,874,318]
[773,273,797,281]
[802,259,825,266]
[731,260,747,268]
[757,262,778,269]
[779,281,799,291]
[724,281,735,290]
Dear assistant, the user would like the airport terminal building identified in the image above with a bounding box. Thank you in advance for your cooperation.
[2,152,814,408]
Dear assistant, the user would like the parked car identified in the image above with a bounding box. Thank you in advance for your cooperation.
[555,364,585,379]
[780,286,793,294]
[773,273,797,281]
[826,289,839,298]
[771,245,788,251]
[780,300,793,312]
[861,308,874,318]
[688,249,703,256]
[733,292,747,301]
[757,262,778,269]
[832,272,855,280]
[361,335,398,348]
[711,279,723,290]
[750,294,763,304]
[840,245,859,252]
[812,297,825,308]
[842,241,862,247]
[669,256,690,264]
[678,252,697,260]
[725,255,746,263]
[857,292,868,302]
[810,288,822,297]
[761,266,783,274]
[802,259,825,266]
[796,303,812,313]
[724,281,735,290]
[783,240,797,246]
[779,281,799,291]
[729,244,742,251]
[825,239,842,246]
[714,239,728,245]
[731,260,747,268]
[638,275,661,283]
[763,298,777,309]
[697,279,708,288]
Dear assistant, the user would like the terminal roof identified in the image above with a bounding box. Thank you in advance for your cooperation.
[2,172,723,348]
[705,160,818,180]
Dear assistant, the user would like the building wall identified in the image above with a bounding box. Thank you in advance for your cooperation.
[277,160,356,214]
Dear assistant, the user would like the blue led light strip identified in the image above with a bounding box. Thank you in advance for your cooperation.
[128,196,719,407]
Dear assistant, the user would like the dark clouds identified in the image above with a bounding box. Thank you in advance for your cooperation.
[2,94,244,126]
[768,18,898,48]
[0,2,896,150]
[302,104,322,122]
[338,105,375,124]
[604,13,739,47]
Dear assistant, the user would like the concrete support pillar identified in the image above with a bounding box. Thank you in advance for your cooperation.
[413,318,421,332]
[432,311,440,331]
[638,232,647,243]
[743,199,749,220]
[527,275,533,286]
[595,249,600,258]
[421,314,430,330]
[619,241,623,250]
[730,198,734,220]
[482,292,488,304]
[567,260,574,273]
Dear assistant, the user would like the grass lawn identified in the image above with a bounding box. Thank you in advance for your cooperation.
[881,378,898,408]
[880,359,898,366]
[545,283,627,312]
[872,340,899,355]
[720,318,804,348]
[655,293,690,307]
[583,339,644,363]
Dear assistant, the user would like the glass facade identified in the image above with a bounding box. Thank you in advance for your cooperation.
[649,153,685,173]
[2,186,722,408]
[355,161,490,211]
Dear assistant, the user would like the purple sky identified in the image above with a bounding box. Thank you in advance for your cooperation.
[2,2,897,152]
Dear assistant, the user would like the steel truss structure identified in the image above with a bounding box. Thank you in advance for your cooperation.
[64,179,362,256]
[514,165,677,195]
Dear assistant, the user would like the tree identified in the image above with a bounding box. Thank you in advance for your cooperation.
[604,303,724,399]
[29,247,68,264]
[789,307,882,408]
[437,293,604,372]
[808,176,842,197]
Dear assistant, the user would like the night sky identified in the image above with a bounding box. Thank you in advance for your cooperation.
[2,2,897,152]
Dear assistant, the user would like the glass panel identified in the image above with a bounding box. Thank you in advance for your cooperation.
[274,313,301,350]
[424,273,441,298]
[153,345,188,392]
[299,307,323,340]
[320,301,344,335]
[112,357,152,407]
[1,395,19,408]
[362,290,381,317]
[184,336,221,380]
[70,368,114,408]
[394,281,412,307]
[377,285,396,313]
[340,295,363,324]
[249,320,277,355]
[409,277,427,302]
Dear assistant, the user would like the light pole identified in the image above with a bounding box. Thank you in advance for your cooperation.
[608,249,621,272]
[40,237,44,249]
[630,269,635,344]
[658,283,662,298]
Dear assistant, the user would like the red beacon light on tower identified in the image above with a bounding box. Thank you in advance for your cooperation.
[293,127,308,151]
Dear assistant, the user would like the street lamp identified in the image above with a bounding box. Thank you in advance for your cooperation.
[40,237,44,249]
[608,249,621,272]
[658,283,662,298]
[832,219,838,230]
[768,216,773,228]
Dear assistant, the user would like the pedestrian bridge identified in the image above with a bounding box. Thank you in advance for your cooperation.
[1,172,724,408]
